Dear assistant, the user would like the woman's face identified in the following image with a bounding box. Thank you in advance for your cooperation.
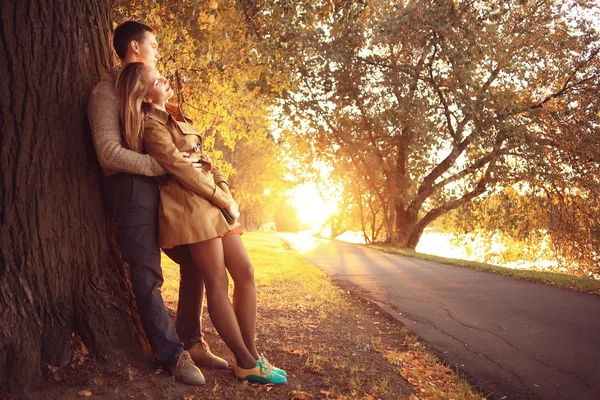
[143,67,174,105]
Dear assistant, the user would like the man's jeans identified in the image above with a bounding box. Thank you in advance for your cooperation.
[103,173,192,366]
[162,245,205,350]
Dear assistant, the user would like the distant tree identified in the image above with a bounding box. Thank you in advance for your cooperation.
[0,0,150,393]
[282,123,387,241]
[278,0,600,250]
[442,187,553,265]
[274,203,301,233]
[222,134,290,230]
[446,185,600,275]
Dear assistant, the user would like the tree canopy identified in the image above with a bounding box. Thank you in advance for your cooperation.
[113,0,291,229]
[275,0,600,265]
[116,0,600,272]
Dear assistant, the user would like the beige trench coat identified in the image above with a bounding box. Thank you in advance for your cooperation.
[143,108,240,246]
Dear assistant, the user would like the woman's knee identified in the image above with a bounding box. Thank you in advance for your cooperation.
[203,268,229,293]
[231,262,255,285]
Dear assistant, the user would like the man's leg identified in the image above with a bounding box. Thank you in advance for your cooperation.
[163,246,228,368]
[104,174,204,384]
[120,224,181,365]
[162,246,202,349]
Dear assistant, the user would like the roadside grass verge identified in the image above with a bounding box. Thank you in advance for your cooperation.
[367,244,600,296]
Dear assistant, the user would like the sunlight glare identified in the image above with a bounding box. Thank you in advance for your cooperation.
[290,183,338,230]
[278,231,327,254]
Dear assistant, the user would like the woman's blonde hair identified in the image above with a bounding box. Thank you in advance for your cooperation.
[116,62,154,152]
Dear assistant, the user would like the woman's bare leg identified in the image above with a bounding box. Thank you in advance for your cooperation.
[222,234,259,359]
[188,238,256,369]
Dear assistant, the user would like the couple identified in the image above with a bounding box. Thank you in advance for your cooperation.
[87,21,286,386]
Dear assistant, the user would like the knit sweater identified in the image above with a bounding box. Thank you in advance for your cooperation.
[87,69,166,177]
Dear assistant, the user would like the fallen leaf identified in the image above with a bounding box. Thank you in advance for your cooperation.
[290,390,311,399]
[78,390,92,397]
[91,377,104,385]
[47,365,61,382]
[361,396,375,400]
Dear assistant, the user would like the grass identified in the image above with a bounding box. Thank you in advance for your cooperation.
[367,243,600,296]
[160,232,485,399]
[20,232,487,399]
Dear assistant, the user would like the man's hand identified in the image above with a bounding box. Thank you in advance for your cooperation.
[225,202,240,223]
[181,151,202,169]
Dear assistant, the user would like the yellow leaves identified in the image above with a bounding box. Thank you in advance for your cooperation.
[290,389,312,399]
[77,390,92,397]
[385,349,481,399]
[47,365,61,382]
[317,390,353,399]
[70,332,89,366]
[291,389,374,400]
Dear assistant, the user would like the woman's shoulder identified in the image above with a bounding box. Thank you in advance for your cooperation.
[143,116,171,142]
[145,108,171,127]
[144,113,170,131]
[144,117,162,128]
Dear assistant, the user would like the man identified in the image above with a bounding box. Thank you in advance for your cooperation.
[87,21,228,385]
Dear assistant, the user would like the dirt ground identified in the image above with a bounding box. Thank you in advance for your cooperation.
[5,292,417,400]
[4,233,481,400]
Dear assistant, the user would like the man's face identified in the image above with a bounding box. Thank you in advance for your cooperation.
[135,31,161,67]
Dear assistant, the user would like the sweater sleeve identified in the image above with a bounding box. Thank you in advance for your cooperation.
[143,121,232,209]
[87,81,166,176]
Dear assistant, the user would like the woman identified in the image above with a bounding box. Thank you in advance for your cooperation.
[116,62,286,385]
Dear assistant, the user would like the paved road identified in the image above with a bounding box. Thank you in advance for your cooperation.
[280,233,600,400]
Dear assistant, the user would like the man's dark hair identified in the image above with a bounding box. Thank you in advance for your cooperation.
[113,21,155,60]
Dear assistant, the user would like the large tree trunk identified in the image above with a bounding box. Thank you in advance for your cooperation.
[393,205,419,249]
[0,0,149,393]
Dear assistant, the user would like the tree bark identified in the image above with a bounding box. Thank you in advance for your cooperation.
[0,0,149,393]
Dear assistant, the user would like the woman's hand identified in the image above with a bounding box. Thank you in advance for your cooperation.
[225,202,240,223]
[180,152,202,169]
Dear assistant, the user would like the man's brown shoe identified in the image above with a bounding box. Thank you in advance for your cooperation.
[170,351,205,385]
[188,340,229,368]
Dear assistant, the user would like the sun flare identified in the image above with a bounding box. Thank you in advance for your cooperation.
[290,183,338,230]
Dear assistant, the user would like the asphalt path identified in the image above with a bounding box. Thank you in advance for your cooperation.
[279,233,600,400]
